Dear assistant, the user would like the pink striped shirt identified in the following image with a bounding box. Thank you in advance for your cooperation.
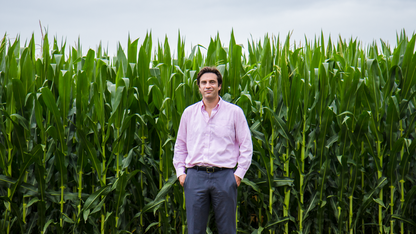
[173,98,253,179]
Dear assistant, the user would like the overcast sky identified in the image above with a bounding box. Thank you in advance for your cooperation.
[1,0,416,57]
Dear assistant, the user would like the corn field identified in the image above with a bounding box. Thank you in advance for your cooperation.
[1,30,416,234]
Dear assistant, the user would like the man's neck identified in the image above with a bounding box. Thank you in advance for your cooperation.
[202,97,220,117]
[203,97,220,109]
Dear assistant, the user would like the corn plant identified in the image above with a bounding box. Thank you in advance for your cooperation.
[1,30,416,234]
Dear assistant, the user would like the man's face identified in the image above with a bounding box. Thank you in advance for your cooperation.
[199,73,221,101]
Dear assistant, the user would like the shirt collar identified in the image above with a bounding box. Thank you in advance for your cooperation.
[201,96,222,110]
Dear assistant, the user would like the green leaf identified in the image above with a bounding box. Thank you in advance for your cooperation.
[0,174,17,185]
[373,198,386,208]
[34,164,46,201]
[117,43,128,75]
[135,175,177,218]
[145,222,159,233]
[82,186,111,213]
[0,142,6,172]
[264,107,295,147]
[149,85,163,110]
[9,151,38,200]
[83,49,95,81]
[138,45,150,103]
[251,226,264,234]
[58,69,72,126]
[273,177,294,187]
[402,185,416,215]
[229,44,242,98]
[391,215,416,227]
[12,78,26,111]
[241,178,261,193]
[128,37,139,64]
[288,73,301,129]
[41,87,67,153]
[10,113,29,131]
[42,219,56,234]
[62,213,75,224]
[83,209,91,223]
[304,192,319,220]
[77,128,102,184]
[115,170,140,222]
[90,198,106,215]
[122,147,136,170]
[352,177,388,228]
[401,34,416,99]
[264,217,290,228]
[54,150,67,187]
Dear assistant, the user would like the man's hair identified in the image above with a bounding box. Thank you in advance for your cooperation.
[197,67,223,90]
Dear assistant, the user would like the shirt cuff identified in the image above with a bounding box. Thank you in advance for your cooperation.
[176,167,186,178]
[234,167,247,180]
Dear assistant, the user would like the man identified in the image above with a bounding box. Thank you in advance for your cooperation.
[173,67,253,233]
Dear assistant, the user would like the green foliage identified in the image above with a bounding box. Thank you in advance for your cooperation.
[1,30,416,234]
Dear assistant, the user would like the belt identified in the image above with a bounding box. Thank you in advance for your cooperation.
[189,166,228,173]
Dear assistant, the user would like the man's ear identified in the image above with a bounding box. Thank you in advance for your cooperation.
[219,84,222,90]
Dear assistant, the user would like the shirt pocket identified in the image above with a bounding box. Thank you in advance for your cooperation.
[213,120,235,140]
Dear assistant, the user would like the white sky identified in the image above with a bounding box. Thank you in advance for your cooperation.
[1,0,416,57]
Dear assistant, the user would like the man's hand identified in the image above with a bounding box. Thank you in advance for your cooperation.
[179,174,187,187]
[234,174,241,187]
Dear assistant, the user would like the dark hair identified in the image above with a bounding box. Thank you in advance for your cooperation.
[196,67,223,90]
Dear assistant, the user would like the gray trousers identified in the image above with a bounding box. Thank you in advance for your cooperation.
[184,168,237,234]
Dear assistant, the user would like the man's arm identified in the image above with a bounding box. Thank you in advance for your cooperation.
[173,110,188,178]
[234,108,253,180]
